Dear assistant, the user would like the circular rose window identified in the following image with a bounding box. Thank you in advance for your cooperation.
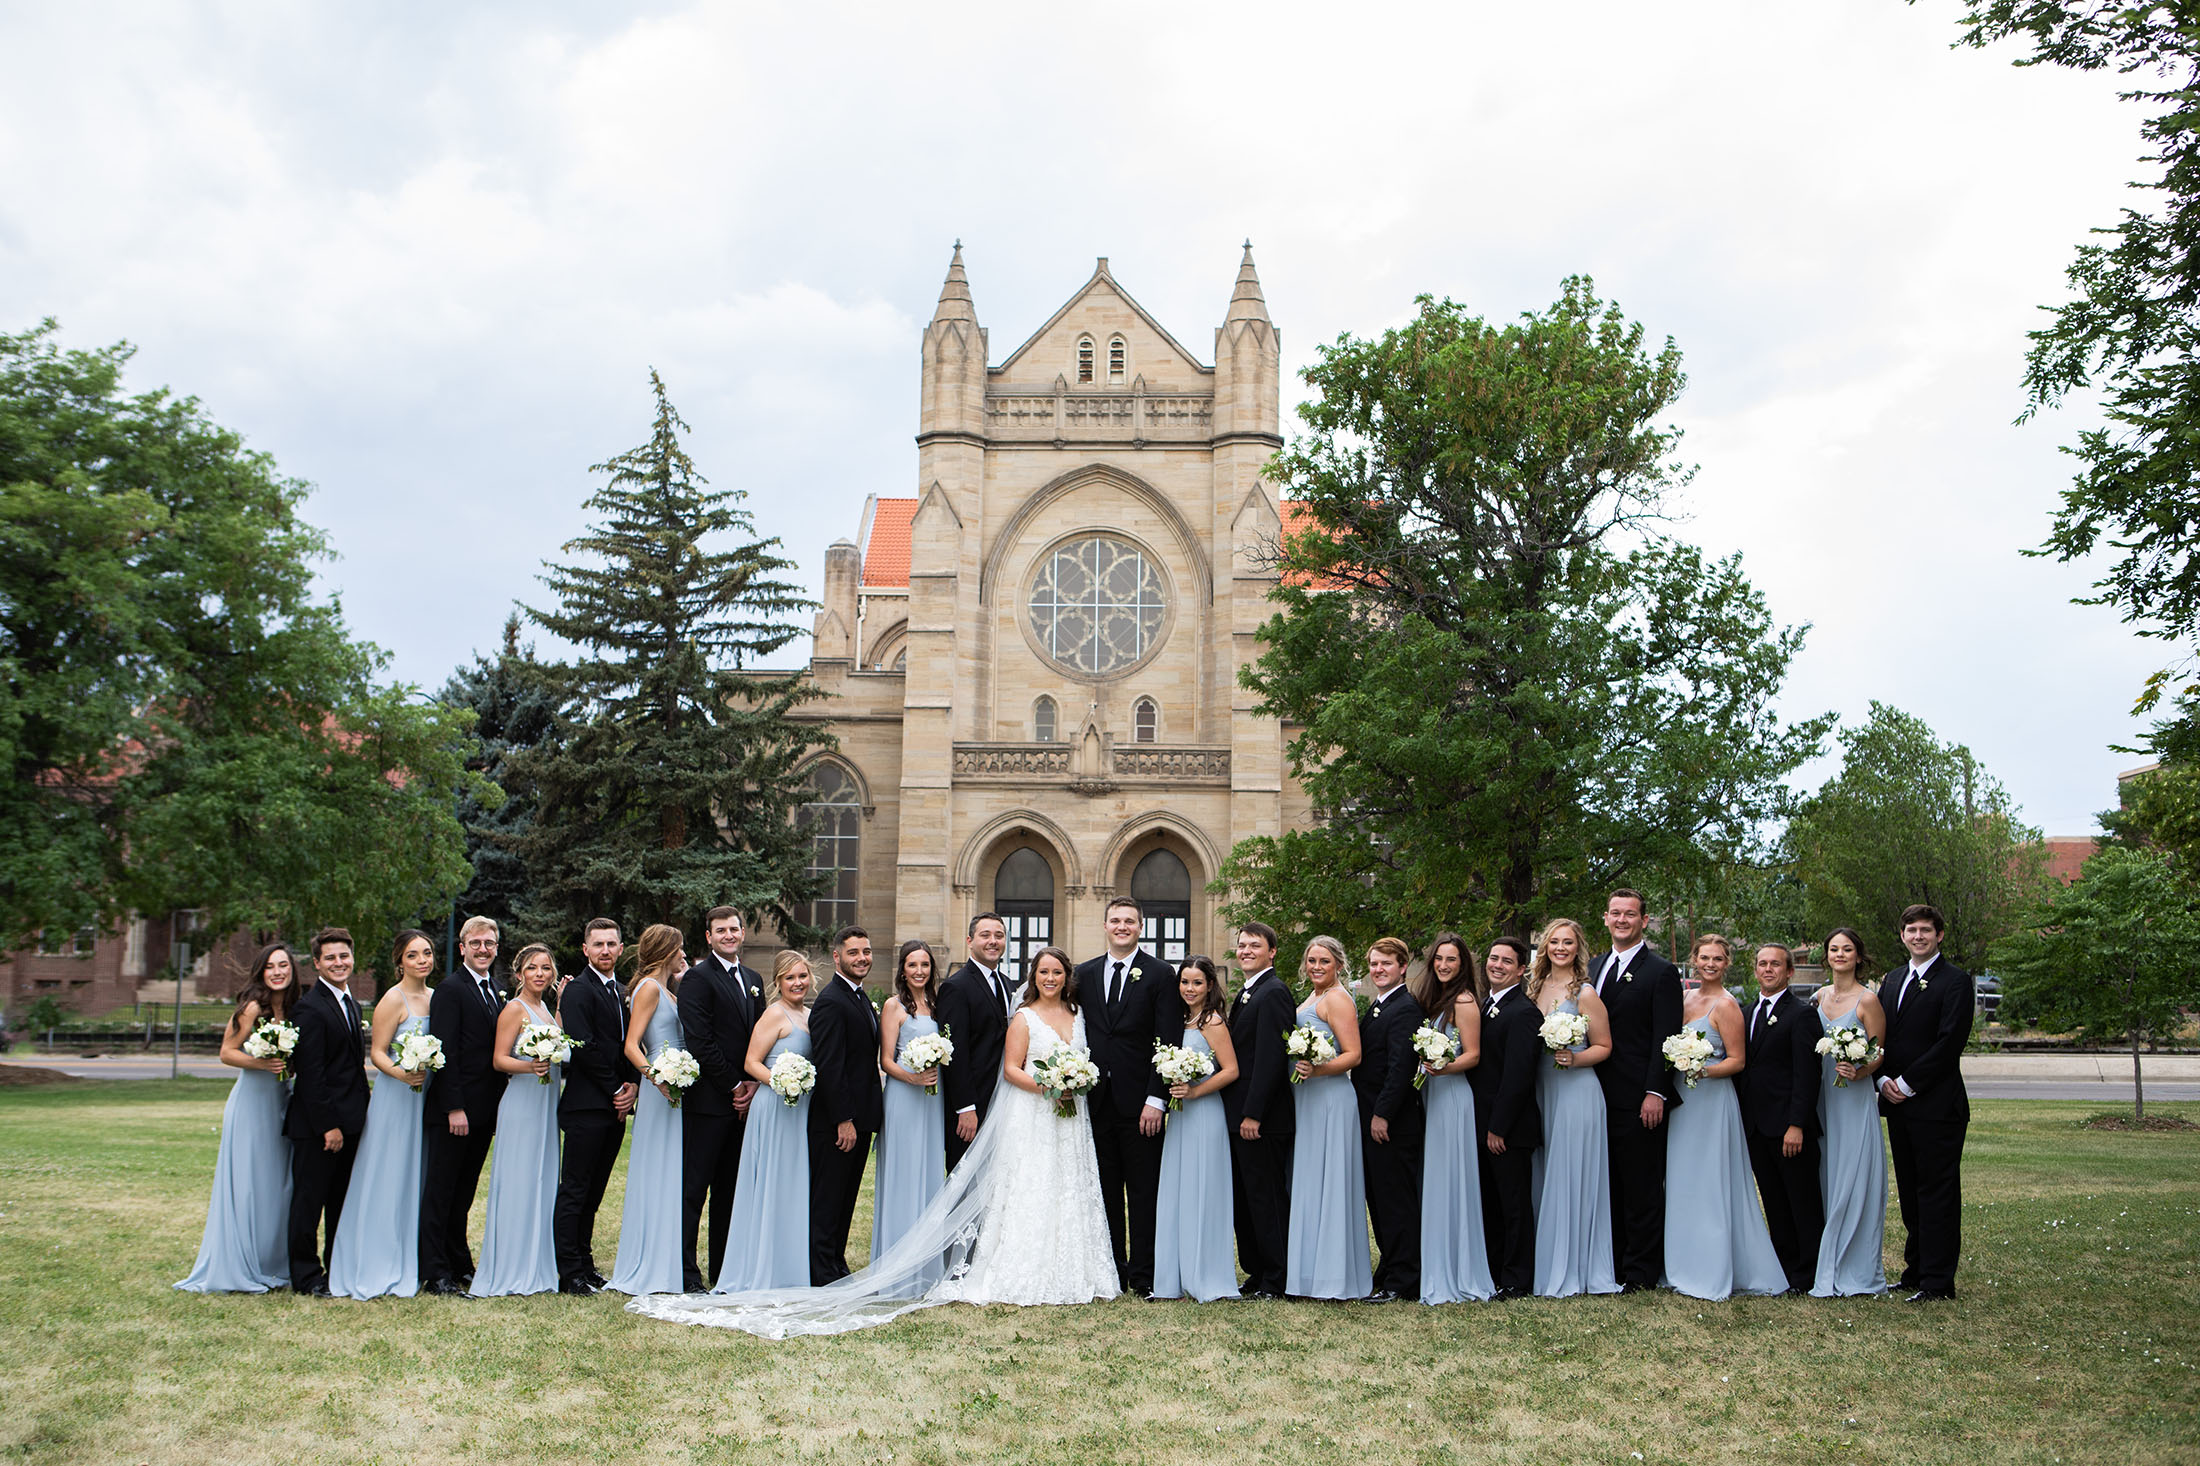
[1026,536,1167,676]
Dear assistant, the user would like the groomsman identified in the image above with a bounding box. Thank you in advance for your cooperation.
[418,915,510,1295]
[1877,903,1975,1302]
[1473,936,1541,1298]
[1075,896,1177,1296]
[678,905,762,1292]
[935,912,1013,1171]
[809,925,883,1286]
[1739,942,1825,1295]
[1354,936,1424,1302]
[1223,923,1295,1299]
[285,927,369,1296]
[554,919,637,1295]
[1590,887,1685,1292]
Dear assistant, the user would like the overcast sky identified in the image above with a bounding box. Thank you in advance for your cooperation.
[0,1,2158,835]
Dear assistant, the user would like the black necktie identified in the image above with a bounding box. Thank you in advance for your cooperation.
[1110,961,1125,1006]
[1752,999,1770,1040]
[991,970,1010,1014]
[478,977,498,1011]
[341,993,357,1034]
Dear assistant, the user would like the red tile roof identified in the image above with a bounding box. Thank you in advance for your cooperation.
[862,498,917,587]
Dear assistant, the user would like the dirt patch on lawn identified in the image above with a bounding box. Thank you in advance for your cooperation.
[2080,1110,2198,1131]
[0,1062,84,1086]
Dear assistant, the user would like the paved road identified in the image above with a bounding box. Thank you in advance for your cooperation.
[6,1053,230,1079]
[1969,1081,2200,1101]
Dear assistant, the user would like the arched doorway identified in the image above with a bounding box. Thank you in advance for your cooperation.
[1130,848,1190,965]
[993,846,1055,986]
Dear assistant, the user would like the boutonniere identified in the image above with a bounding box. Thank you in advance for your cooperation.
[1767,1013,1779,1026]
[750,985,761,997]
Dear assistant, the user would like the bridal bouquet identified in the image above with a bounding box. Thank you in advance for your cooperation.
[1814,1026,1881,1086]
[767,1050,817,1107]
[1410,1023,1459,1088]
[649,1045,701,1108]
[1031,1044,1100,1118]
[1662,1029,1716,1088]
[1539,1011,1589,1065]
[1284,1024,1336,1082]
[514,1022,579,1084]
[1151,1041,1215,1109]
[901,1029,954,1095]
[241,1018,299,1077]
[393,1030,447,1074]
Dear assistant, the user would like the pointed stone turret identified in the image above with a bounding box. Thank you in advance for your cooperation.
[1225,240,1270,325]
[932,240,976,325]
[1214,240,1280,441]
[920,240,988,440]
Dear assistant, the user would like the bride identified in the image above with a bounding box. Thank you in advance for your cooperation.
[629,945,1118,1336]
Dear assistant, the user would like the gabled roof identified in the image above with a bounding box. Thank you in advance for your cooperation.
[860,497,917,588]
[993,257,1212,379]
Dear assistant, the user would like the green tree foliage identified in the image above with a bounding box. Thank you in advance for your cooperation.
[1220,281,1831,950]
[517,372,831,945]
[440,613,560,945]
[1787,703,2049,969]
[1994,845,2200,1118]
[0,320,483,960]
[1945,4,2200,709]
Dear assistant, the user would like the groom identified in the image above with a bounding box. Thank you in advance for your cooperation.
[1075,896,1176,1296]
[419,914,509,1295]
[935,912,1013,1171]
[809,925,882,1285]
[285,927,368,1297]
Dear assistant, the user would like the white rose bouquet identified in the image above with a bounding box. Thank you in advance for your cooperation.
[648,1045,701,1108]
[1031,1044,1101,1118]
[1410,1023,1459,1088]
[1284,1024,1337,1082]
[1662,1028,1716,1088]
[767,1050,817,1107]
[901,1029,954,1095]
[1539,1011,1589,1065]
[393,1030,447,1075]
[1814,1027,1881,1087]
[514,1022,579,1084]
[1151,1040,1216,1109]
[241,1018,300,1077]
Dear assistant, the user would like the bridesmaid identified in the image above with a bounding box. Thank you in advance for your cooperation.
[1284,935,1371,1300]
[1415,932,1493,1304]
[1153,956,1241,1302]
[1661,934,1787,1300]
[608,924,688,1296]
[176,943,298,1293]
[1812,926,1890,1297]
[715,950,815,1292]
[873,939,947,1262]
[328,928,437,1299]
[1528,917,1622,1298]
[472,943,565,1296]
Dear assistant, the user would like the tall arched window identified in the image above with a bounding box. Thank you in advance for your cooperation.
[993,846,1055,985]
[1130,848,1191,963]
[1077,335,1096,385]
[799,763,862,934]
[1108,335,1127,385]
[1033,695,1058,742]
[1133,697,1158,743]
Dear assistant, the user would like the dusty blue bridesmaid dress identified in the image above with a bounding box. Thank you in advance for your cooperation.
[871,1013,946,1263]
[1284,1000,1372,1299]
[1660,1011,1787,1300]
[1531,994,1621,1298]
[715,1027,812,1293]
[472,997,562,1297]
[328,1012,429,1299]
[1812,1001,1889,1297]
[1154,1025,1239,1301]
[608,980,686,1296]
[1419,1018,1494,1303]
[175,1062,292,1293]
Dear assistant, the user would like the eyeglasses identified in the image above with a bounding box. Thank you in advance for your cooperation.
[464,938,499,949]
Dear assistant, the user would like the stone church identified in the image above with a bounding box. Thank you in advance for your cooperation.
[783,245,1315,978]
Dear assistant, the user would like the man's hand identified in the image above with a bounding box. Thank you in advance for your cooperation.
[1370,1116,1391,1144]
[614,1082,638,1117]
[1485,1132,1506,1155]
[1239,1117,1262,1141]
[1138,1106,1164,1138]
[323,1128,344,1153]
[732,1079,757,1116]
[1781,1124,1804,1159]
[1640,1094,1666,1129]
[1881,1080,1908,1106]
[956,1110,978,1143]
[447,1109,469,1137]
[837,1120,858,1152]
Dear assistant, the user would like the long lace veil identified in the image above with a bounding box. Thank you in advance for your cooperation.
[627,1064,1016,1338]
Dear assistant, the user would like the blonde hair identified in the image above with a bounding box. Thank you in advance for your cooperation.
[1300,934,1351,990]
[508,943,556,995]
[770,949,814,1006]
[1693,932,1732,958]
[627,923,683,996]
[1527,917,1591,1004]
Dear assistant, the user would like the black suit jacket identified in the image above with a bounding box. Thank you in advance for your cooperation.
[808,976,884,1136]
[1592,945,1687,1111]
[1470,985,1542,1151]
[679,954,761,1117]
[558,969,637,1117]
[934,961,1010,1118]
[1353,986,1425,1133]
[1738,987,1824,1138]
[1074,949,1178,1118]
[284,983,369,1141]
[425,966,509,1120]
[1222,970,1297,1136]
[1877,956,1974,1124]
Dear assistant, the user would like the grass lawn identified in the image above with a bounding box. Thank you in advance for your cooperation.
[0,1081,2193,1465]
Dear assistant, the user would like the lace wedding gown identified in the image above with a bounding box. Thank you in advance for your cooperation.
[629,1007,1118,1337]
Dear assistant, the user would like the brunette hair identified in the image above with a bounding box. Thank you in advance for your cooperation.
[968,910,1005,939]
[1238,921,1280,955]
[1528,917,1591,1003]
[1607,888,1648,917]
[769,949,814,1005]
[231,942,299,1032]
[391,928,434,978]
[1823,927,1872,974]
[582,917,621,942]
[703,905,742,930]
[1176,955,1224,1026]
[1754,942,1795,973]
[508,943,557,996]
[1300,934,1351,989]
[1413,931,1483,1023]
[891,939,937,1016]
[1020,946,1079,1012]
[310,926,353,959]
[832,924,870,952]
[1899,903,1946,934]
[1367,936,1413,976]
[627,923,683,996]
[1105,895,1143,918]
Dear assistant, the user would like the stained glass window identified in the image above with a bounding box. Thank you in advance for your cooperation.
[1027,536,1166,676]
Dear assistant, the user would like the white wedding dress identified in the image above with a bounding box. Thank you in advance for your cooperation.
[629,1007,1118,1337]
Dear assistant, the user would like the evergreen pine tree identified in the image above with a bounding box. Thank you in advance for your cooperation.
[517,372,831,944]
[440,613,559,943]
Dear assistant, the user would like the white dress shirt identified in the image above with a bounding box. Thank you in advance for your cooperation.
[1878,954,1941,1098]
[1486,981,1519,1018]
[1597,942,1644,994]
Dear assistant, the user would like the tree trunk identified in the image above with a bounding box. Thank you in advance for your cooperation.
[662,804,686,851]
[2132,1025,2145,1123]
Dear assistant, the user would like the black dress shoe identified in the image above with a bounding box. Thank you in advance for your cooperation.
[1241,1287,1280,1300]
[306,1281,333,1298]
[559,1276,600,1296]
[583,1270,609,1289]
[457,1271,475,1290]
[1491,1287,1528,1300]
[1904,1288,1955,1303]
[1362,1290,1402,1304]
[425,1278,468,1297]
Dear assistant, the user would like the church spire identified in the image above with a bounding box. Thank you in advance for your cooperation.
[932,240,977,325]
[1226,240,1270,324]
